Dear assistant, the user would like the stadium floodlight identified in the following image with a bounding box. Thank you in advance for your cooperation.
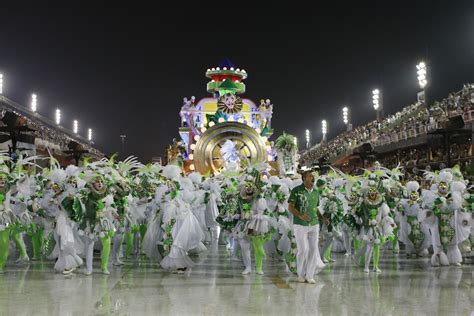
[416,61,428,88]
[55,109,61,125]
[31,94,37,112]
[305,129,310,149]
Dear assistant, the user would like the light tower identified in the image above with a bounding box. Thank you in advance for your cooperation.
[342,106,352,131]
[55,109,61,125]
[416,61,428,107]
[321,120,327,143]
[31,94,37,112]
[0,73,3,95]
[73,120,78,134]
[372,89,383,121]
[88,128,92,142]
[305,129,310,149]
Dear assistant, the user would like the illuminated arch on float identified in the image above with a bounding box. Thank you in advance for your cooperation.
[193,121,266,174]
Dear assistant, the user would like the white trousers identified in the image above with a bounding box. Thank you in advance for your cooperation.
[238,237,252,270]
[294,224,323,279]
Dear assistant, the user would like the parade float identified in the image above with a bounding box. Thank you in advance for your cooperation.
[167,59,299,175]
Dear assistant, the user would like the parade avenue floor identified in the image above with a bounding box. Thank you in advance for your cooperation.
[0,244,472,315]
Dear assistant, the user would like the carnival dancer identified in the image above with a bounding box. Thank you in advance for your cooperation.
[353,172,396,273]
[0,155,17,273]
[159,165,204,273]
[287,169,325,283]
[382,166,404,254]
[233,175,259,275]
[133,163,161,258]
[142,180,168,261]
[110,171,132,266]
[9,162,37,264]
[215,176,240,258]
[263,176,290,261]
[421,169,471,266]
[29,172,48,261]
[245,164,276,275]
[202,176,221,243]
[41,163,83,274]
[78,167,116,275]
[341,176,362,256]
[180,175,207,255]
[104,156,137,265]
[187,172,210,247]
[398,181,431,257]
[319,175,345,263]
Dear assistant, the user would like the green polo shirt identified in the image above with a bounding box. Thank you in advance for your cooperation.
[288,184,319,226]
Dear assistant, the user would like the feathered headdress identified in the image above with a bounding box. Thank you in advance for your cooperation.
[438,170,453,184]
[405,181,420,194]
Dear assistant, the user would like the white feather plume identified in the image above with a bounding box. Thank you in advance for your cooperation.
[188,172,203,185]
[406,181,420,193]
[162,165,181,180]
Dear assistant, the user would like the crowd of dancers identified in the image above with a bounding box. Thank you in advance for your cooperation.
[0,153,472,281]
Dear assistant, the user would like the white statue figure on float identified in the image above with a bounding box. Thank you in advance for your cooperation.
[220,140,241,172]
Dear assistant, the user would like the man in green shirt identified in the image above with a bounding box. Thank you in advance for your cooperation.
[288,170,326,284]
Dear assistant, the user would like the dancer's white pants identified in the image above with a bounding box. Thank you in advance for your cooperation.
[238,237,251,270]
[294,224,323,280]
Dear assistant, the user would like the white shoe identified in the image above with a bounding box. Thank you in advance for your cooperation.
[373,268,382,273]
[344,252,351,256]
[419,249,429,257]
[102,269,110,275]
[329,258,336,263]
[306,278,316,284]
[84,269,93,276]
[453,262,461,267]
[363,268,370,273]
[16,255,30,264]
[256,270,264,275]
[297,277,306,283]
[116,258,125,265]
[62,267,75,275]
[322,259,329,264]
[241,268,251,275]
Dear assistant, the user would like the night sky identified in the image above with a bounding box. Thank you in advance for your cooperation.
[0,2,473,162]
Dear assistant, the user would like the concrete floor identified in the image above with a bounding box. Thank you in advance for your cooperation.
[0,244,472,316]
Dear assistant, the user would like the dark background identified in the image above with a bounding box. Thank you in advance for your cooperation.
[0,2,472,162]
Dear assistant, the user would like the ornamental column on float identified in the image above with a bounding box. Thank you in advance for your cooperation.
[173,59,276,175]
